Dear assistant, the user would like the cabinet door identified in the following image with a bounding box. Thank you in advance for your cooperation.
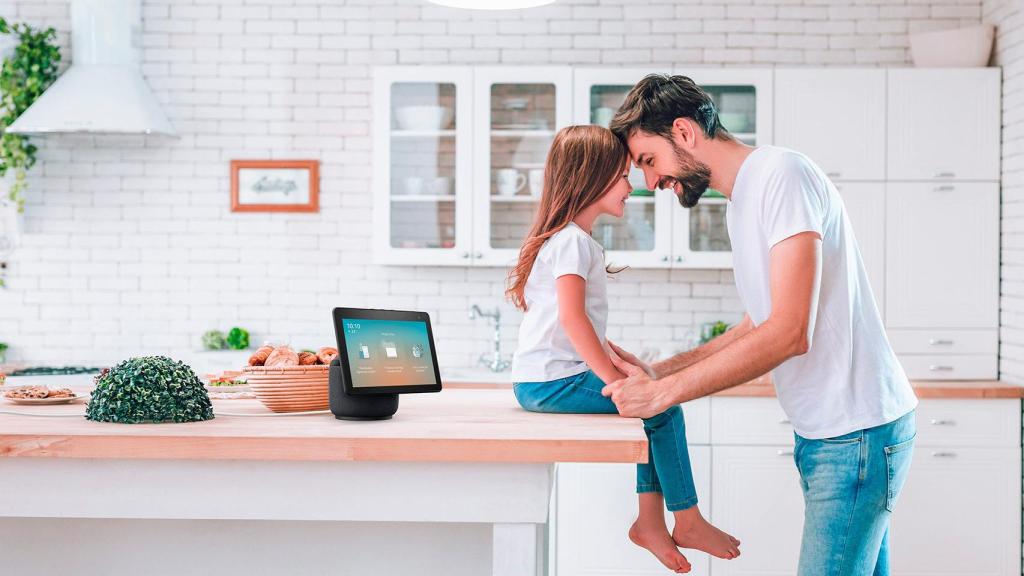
[890,447,1021,576]
[836,183,886,320]
[574,68,675,268]
[555,446,712,576]
[775,68,886,181]
[885,183,998,329]
[672,198,734,269]
[887,69,1000,181]
[473,67,572,268]
[373,67,474,266]
[711,446,804,576]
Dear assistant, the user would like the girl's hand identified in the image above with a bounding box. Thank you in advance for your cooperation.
[608,340,657,379]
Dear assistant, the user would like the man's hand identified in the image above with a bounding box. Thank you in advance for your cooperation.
[606,340,657,379]
[602,349,672,418]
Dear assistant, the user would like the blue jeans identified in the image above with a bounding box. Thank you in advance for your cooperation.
[513,370,698,511]
[794,410,916,576]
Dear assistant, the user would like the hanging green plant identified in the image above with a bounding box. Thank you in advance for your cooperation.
[0,17,60,213]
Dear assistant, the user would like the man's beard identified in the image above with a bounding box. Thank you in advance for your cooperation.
[657,140,712,209]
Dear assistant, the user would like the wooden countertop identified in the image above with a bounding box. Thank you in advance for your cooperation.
[447,376,1024,399]
[0,389,647,464]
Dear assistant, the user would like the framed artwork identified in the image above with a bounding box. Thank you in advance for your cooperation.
[230,159,319,213]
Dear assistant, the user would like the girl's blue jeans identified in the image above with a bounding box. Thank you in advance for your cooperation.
[513,370,698,512]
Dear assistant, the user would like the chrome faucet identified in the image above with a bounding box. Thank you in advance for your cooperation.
[469,304,511,372]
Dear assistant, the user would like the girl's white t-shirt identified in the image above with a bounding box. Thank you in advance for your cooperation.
[727,145,918,439]
[512,222,609,383]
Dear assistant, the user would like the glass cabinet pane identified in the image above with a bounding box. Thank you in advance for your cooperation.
[489,83,556,249]
[594,199,657,252]
[689,201,731,252]
[702,85,757,144]
[389,81,458,249]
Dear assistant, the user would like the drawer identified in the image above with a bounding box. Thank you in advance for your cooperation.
[680,397,711,445]
[887,329,996,355]
[710,397,794,445]
[913,398,1020,447]
[897,354,997,380]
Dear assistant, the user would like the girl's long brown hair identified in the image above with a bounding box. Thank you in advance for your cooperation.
[506,125,629,311]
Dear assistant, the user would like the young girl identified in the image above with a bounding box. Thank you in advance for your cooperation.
[507,125,740,573]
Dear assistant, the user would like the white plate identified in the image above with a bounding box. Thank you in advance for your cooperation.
[3,395,85,405]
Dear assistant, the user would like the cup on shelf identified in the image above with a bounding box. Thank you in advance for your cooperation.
[528,168,544,197]
[593,107,615,128]
[427,176,453,196]
[496,169,526,196]
[402,176,425,196]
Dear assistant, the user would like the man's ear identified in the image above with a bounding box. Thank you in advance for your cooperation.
[671,117,697,149]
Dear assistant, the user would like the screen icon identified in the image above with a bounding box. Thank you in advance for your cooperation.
[359,344,370,359]
[383,341,398,359]
[411,344,423,358]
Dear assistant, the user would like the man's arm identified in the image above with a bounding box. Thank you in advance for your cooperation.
[650,315,754,379]
[604,231,822,417]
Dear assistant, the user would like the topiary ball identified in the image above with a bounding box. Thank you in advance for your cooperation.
[86,356,215,424]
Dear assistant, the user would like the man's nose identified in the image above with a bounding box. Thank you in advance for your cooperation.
[643,169,658,191]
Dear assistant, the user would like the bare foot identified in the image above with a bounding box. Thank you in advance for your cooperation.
[671,510,741,560]
[629,520,692,573]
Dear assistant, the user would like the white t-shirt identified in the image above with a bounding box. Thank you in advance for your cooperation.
[512,222,609,383]
[727,146,918,439]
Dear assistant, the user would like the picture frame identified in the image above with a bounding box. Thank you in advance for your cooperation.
[230,159,319,213]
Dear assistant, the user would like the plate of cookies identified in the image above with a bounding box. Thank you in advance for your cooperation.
[3,385,84,405]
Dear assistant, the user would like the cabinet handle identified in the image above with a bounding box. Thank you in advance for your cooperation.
[675,256,683,263]
[929,419,956,426]
[778,417,791,424]
[776,449,794,456]
[461,252,470,259]
[931,451,957,458]
[933,185,955,192]
[662,255,669,262]
[474,252,482,259]
[928,365,954,372]
[935,171,955,178]
[928,339,954,346]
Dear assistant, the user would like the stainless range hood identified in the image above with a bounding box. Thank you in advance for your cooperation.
[7,0,175,136]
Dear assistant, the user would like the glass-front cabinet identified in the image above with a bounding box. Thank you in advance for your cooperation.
[374,66,771,269]
[473,67,572,267]
[373,67,473,265]
[574,68,773,269]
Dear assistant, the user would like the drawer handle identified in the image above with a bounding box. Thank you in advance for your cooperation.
[933,185,955,192]
[928,339,954,346]
[935,171,955,178]
[929,419,956,426]
[778,418,791,424]
[776,449,794,456]
[928,365,954,371]
[931,451,957,458]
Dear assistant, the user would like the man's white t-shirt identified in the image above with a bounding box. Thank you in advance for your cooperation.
[727,146,918,439]
[512,222,609,383]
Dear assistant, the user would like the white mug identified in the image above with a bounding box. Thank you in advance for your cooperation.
[496,169,526,196]
[528,168,544,197]
[402,176,424,196]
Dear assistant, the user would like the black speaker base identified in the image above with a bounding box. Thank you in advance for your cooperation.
[328,360,399,420]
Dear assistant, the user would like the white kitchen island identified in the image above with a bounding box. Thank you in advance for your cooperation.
[0,389,646,576]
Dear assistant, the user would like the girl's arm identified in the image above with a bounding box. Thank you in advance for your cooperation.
[555,274,626,385]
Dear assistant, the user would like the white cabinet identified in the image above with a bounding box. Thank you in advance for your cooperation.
[834,182,887,319]
[373,67,474,265]
[891,448,1020,576]
[887,69,1001,181]
[775,68,886,181]
[474,67,573,267]
[555,447,712,576]
[710,445,804,576]
[885,182,998,328]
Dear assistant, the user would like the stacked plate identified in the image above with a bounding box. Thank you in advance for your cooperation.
[242,365,329,413]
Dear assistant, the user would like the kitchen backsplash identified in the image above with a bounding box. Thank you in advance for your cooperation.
[0,0,994,368]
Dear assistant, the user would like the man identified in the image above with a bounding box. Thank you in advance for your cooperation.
[603,74,918,576]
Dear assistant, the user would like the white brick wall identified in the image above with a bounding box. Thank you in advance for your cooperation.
[985,0,1024,386]
[0,0,988,369]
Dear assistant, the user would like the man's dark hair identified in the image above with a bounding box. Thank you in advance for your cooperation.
[609,74,728,143]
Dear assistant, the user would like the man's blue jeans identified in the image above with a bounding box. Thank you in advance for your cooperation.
[794,410,916,576]
[514,370,699,511]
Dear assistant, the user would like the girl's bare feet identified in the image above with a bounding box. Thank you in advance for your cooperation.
[629,520,692,573]
[671,506,741,559]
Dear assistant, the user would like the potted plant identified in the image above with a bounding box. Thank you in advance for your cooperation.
[86,356,214,424]
[0,341,7,364]
[0,17,60,214]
